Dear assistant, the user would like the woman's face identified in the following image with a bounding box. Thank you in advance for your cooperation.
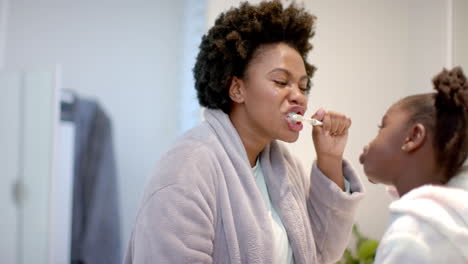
[359,103,411,184]
[237,42,309,143]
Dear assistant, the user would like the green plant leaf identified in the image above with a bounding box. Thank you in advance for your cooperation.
[353,225,365,249]
[358,240,379,260]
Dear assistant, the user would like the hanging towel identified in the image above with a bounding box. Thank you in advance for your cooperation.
[70,96,121,264]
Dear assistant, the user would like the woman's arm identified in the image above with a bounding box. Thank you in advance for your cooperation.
[307,160,365,263]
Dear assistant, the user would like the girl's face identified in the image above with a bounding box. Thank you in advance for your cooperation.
[359,103,411,184]
[235,42,309,143]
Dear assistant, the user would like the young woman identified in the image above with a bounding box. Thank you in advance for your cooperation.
[126,1,364,263]
[360,66,468,263]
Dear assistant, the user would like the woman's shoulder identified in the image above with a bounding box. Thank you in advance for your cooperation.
[144,123,222,194]
[161,121,222,161]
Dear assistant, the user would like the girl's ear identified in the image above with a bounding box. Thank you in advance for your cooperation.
[229,77,246,103]
[401,123,427,152]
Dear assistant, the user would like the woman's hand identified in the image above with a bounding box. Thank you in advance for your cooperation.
[311,108,352,189]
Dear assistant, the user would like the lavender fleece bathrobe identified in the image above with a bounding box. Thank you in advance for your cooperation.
[125,109,365,264]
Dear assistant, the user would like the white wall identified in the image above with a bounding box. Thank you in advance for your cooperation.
[453,0,468,69]
[179,0,206,132]
[207,0,451,242]
[5,0,185,257]
[408,0,451,90]
[0,0,9,70]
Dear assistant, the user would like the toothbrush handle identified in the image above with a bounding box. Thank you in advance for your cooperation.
[304,117,323,126]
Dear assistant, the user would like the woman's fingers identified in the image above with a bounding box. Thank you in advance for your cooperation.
[330,114,339,135]
[322,111,351,136]
[322,113,332,135]
[342,116,352,134]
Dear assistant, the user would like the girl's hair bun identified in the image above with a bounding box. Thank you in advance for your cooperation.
[433,66,468,110]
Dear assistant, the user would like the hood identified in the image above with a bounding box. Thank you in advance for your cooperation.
[389,163,468,260]
[447,159,468,191]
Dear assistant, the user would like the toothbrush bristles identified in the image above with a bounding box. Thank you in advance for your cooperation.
[288,113,302,122]
[288,112,323,126]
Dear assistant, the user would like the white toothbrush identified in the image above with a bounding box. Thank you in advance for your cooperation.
[288,113,323,126]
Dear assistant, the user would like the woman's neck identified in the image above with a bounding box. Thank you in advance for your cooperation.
[229,110,270,167]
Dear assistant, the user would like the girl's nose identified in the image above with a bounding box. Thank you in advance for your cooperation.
[359,145,369,164]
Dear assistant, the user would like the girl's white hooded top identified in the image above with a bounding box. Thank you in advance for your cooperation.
[375,161,468,263]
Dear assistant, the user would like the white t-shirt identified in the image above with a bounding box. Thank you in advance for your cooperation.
[252,158,294,264]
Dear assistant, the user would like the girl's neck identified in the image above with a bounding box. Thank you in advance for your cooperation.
[394,162,445,197]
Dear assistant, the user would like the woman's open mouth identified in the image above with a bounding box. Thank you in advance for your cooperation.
[286,110,304,132]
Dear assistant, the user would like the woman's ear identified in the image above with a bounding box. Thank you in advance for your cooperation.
[401,123,427,152]
[229,77,246,103]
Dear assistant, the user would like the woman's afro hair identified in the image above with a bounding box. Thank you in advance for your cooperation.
[193,0,317,113]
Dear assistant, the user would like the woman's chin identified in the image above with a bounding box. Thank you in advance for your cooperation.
[280,132,300,143]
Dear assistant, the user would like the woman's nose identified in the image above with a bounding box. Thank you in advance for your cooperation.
[288,85,307,105]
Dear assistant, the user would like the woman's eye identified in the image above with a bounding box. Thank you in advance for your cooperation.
[274,80,288,86]
[299,87,309,93]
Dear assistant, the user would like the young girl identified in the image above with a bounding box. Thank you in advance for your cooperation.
[360,66,468,263]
